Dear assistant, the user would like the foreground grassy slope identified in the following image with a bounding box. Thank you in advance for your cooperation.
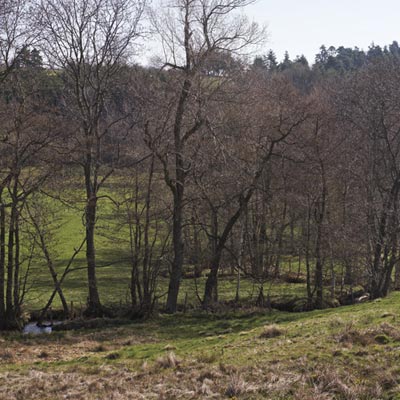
[2,292,400,399]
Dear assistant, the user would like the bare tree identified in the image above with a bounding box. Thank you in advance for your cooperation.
[25,196,70,318]
[339,59,400,299]
[196,73,309,306]
[36,0,145,316]
[149,0,265,313]
[0,48,60,329]
[0,0,33,82]
[0,0,39,330]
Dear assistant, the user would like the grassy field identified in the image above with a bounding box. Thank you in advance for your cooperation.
[2,292,400,398]
[21,185,313,313]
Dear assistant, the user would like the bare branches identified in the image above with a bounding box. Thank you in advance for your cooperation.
[0,0,34,82]
[37,0,145,70]
[151,0,266,71]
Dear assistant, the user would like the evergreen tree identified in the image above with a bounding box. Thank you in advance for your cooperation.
[389,41,400,58]
[279,51,292,71]
[252,55,266,70]
[265,50,278,71]
[294,54,309,67]
[367,43,384,60]
[315,45,329,65]
[14,47,43,69]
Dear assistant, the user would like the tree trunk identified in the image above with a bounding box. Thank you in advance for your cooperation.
[13,209,20,314]
[203,250,223,306]
[394,262,400,291]
[0,204,5,329]
[314,154,327,309]
[315,207,325,308]
[274,201,287,277]
[85,195,102,316]
[142,156,154,315]
[369,188,397,299]
[203,154,276,306]
[40,232,69,317]
[5,204,16,327]
[305,205,313,303]
[166,191,184,313]
[344,262,353,285]
[203,201,247,306]
[165,77,191,314]
[130,171,141,310]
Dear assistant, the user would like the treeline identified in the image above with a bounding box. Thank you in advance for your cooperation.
[253,41,400,92]
[1,0,400,330]
[255,41,400,72]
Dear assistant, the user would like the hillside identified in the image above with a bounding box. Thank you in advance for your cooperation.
[2,293,400,399]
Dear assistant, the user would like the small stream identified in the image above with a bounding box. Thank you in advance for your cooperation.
[23,322,61,335]
[22,318,131,334]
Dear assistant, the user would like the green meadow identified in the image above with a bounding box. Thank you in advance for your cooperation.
[22,180,311,314]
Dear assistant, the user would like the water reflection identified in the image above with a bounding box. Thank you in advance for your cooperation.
[23,322,55,335]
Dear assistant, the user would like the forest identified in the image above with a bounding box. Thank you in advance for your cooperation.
[1,0,400,326]
[2,0,400,398]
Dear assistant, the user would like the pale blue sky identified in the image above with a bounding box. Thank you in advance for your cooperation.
[246,0,400,63]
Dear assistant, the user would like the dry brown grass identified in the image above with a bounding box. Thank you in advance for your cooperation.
[335,321,400,347]
[259,324,284,339]
[197,352,219,364]
[0,351,398,400]
[3,299,400,399]
[155,351,180,369]
[0,329,156,366]
[335,321,373,347]
[0,351,14,362]
[224,373,248,398]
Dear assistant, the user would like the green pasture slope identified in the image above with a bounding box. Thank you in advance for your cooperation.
[2,292,400,398]
[21,183,310,313]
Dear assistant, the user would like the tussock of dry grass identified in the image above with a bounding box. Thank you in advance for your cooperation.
[328,316,345,328]
[318,368,388,399]
[155,351,180,369]
[312,367,361,399]
[197,352,219,364]
[224,373,248,398]
[198,378,215,396]
[381,312,396,319]
[105,352,120,360]
[336,326,373,346]
[92,344,107,352]
[163,344,176,351]
[259,324,284,339]
[0,351,14,361]
[336,321,400,347]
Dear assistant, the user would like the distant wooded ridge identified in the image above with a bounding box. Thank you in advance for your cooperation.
[254,41,400,72]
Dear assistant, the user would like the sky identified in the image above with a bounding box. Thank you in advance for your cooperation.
[245,0,400,63]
